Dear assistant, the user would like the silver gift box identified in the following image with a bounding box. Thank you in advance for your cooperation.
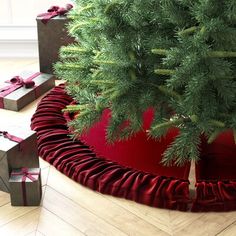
[37,15,75,74]
[0,129,39,193]
[0,71,55,111]
[9,168,42,206]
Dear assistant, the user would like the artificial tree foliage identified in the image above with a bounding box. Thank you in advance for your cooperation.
[55,0,236,166]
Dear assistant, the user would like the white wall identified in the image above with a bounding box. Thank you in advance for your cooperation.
[0,0,74,58]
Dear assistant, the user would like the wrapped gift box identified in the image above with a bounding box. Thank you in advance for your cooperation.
[0,129,39,193]
[9,168,42,206]
[37,5,75,74]
[0,71,55,111]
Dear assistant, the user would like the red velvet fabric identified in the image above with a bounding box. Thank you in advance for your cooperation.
[31,84,190,211]
[192,132,236,211]
[76,109,190,179]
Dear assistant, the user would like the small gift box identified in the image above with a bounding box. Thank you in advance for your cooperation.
[37,4,75,74]
[0,129,39,193]
[0,71,55,111]
[9,168,42,206]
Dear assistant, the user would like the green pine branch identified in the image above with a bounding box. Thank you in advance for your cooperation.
[55,0,235,165]
[154,69,175,75]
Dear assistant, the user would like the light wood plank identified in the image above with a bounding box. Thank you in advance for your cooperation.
[47,167,169,236]
[24,230,36,236]
[104,194,204,235]
[43,186,127,236]
[0,110,29,130]
[169,211,203,235]
[0,208,40,236]
[0,186,46,227]
[40,166,50,187]
[0,191,10,206]
[36,231,45,236]
[39,158,50,169]
[37,207,84,236]
[0,203,38,227]
[175,212,236,236]
[0,59,39,76]
[218,222,236,236]
[25,230,45,236]
[104,195,172,235]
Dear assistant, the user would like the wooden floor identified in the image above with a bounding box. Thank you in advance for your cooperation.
[0,59,235,236]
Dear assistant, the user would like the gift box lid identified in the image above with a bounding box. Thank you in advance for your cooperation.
[9,168,40,183]
[0,127,35,153]
[37,15,68,21]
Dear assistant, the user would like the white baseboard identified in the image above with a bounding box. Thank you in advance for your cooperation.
[0,40,38,58]
[0,25,38,58]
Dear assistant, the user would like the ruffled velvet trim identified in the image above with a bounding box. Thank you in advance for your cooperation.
[31,84,190,211]
[192,181,236,212]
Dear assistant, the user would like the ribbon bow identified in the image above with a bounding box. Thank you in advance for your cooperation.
[38,4,73,24]
[10,76,35,88]
[0,131,23,143]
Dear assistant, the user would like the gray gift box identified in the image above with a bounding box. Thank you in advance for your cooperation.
[9,168,42,206]
[37,15,75,74]
[0,71,55,111]
[0,129,39,193]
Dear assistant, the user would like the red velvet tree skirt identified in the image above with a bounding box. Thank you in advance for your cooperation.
[31,85,236,212]
[31,85,190,211]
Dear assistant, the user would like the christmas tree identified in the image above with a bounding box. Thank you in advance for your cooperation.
[55,0,236,165]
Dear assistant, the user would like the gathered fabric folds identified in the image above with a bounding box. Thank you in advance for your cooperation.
[192,181,236,212]
[31,84,190,211]
[192,132,236,211]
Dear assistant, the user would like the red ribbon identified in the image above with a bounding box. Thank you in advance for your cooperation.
[0,72,41,109]
[37,4,73,24]
[11,168,39,206]
[0,131,23,143]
